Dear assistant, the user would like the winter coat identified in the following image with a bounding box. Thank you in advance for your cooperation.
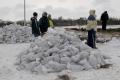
[39,16,50,33]
[31,17,40,35]
[49,19,54,28]
[101,12,109,22]
[86,15,97,31]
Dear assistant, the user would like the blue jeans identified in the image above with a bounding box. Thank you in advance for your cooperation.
[87,29,96,48]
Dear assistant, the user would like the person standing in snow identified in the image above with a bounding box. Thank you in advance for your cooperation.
[101,11,109,30]
[39,12,50,36]
[48,14,54,28]
[30,12,40,37]
[86,10,97,49]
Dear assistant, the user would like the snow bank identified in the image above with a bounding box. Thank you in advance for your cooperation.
[16,28,110,73]
[0,24,35,44]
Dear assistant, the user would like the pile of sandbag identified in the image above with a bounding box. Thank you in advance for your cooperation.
[0,24,35,44]
[16,28,110,73]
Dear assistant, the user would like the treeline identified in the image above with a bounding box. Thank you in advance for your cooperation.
[107,18,120,25]
[0,19,14,28]
[53,17,87,26]
[15,17,87,26]
[53,17,120,26]
[0,17,120,27]
[97,18,120,25]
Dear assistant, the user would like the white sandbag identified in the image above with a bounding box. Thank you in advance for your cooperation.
[94,53,106,66]
[102,54,111,59]
[71,54,80,63]
[67,64,84,72]
[79,43,92,51]
[43,56,54,64]
[25,53,38,62]
[88,54,99,69]
[53,55,60,63]
[79,59,93,70]
[65,46,79,56]
[23,62,39,72]
[34,64,48,74]
[0,35,3,43]
[44,47,59,57]
[79,51,90,60]
[61,57,71,64]
[45,61,66,72]
[60,52,71,57]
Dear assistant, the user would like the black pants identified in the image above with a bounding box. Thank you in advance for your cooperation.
[40,27,48,37]
[33,33,40,37]
[102,21,107,30]
[32,28,40,37]
[40,27,48,33]
[87,29,96,48]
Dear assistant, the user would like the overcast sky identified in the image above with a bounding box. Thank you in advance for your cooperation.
[0,0,120,21]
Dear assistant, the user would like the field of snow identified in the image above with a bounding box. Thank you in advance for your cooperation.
[62,25,120,29]
[0,38,120,80]
[0,25,120,80]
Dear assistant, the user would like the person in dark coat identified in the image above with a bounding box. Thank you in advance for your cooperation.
[101,11,109,30]
[31,12,40,37]
[39,12,50,36]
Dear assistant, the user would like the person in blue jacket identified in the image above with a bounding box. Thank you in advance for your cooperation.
[86,10,97,49]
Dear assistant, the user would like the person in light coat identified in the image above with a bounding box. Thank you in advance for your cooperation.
[48,14,54,28]
[86,10,97,49]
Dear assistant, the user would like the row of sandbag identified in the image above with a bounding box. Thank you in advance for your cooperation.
[0,24,35,44]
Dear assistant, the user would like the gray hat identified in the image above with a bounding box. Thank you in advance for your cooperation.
[42,12,47,17]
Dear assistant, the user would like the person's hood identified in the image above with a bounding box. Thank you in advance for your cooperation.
[89,10,96,16]
[42,12,47,17]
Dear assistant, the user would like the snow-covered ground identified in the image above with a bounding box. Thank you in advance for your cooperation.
[0,38,120,80]
[62,25,120,29]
